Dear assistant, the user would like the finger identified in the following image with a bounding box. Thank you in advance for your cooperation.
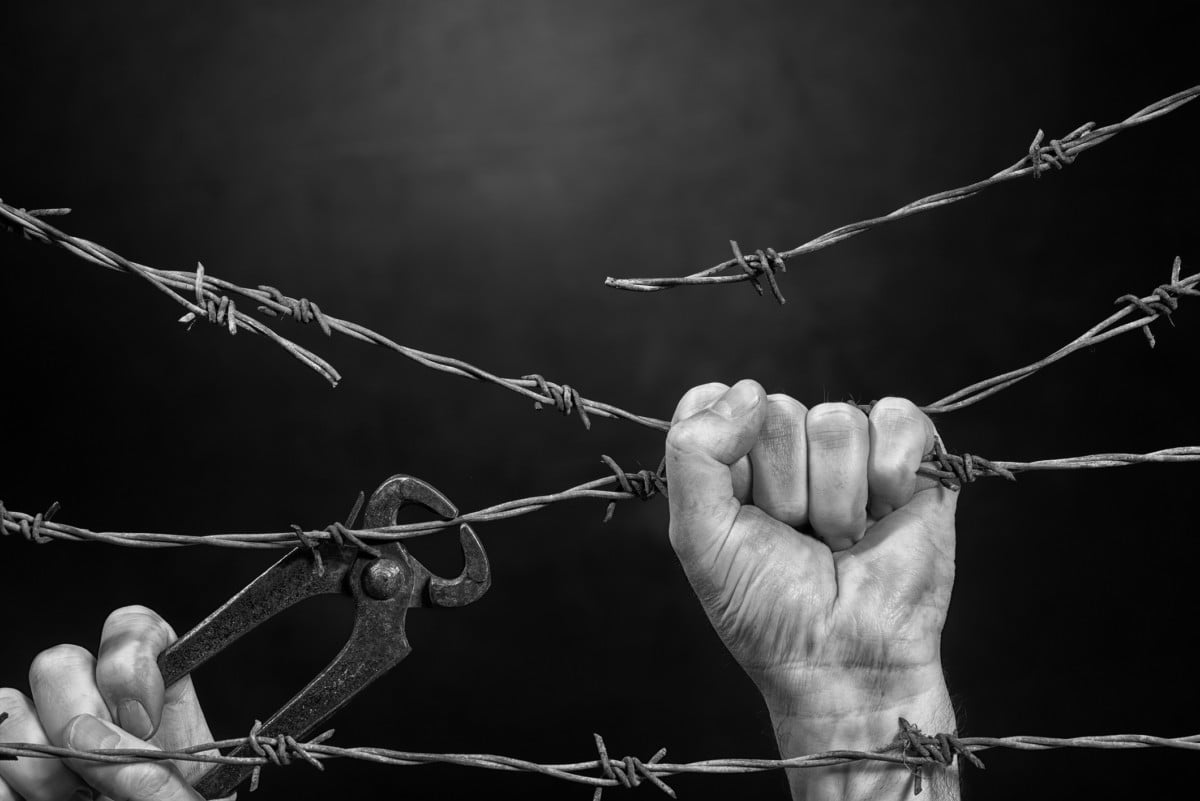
[96,607,214,784]
[806,403,870,551]
[0,776,20,801]
[65,715,201,801]
[28,645,111,748]
[0,688,90,801]
[749,394,809,527]
[670,383,728,424]
[867,397,934,519]
[150,677,213,786]
[96,606,177,740]
[672,382,751,502]
[666,379,767,564]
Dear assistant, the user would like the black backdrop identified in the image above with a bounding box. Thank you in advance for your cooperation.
[2,3,1198,799]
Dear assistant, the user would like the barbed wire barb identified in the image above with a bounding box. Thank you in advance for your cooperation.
[921,256,1198,414]
[604,84,1200,300]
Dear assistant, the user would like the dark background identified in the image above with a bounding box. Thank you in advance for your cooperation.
[2,2,1198,799]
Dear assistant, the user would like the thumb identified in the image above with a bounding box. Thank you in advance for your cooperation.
[65,714,201,801]
[665,379,767,564]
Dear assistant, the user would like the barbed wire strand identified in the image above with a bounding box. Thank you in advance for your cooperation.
[3,198,1195,433]
[921,257,1199,413]
[2,712,1199,797]
[604,83,1200,302]
[4,446,1199,549]
[0,201,664,431]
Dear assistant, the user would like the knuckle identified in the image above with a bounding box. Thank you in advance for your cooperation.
[764,394,808,432]
[689,381,729,398]
[30,644,93,686]
[102,606,177,663]
[106,604,175,639]
[108,604,163,626]
[871,396,925,431]
[874,452,912,483]
[673,382,729,423]
[95,645,144,690]
[665,418,706,455]
[807,402,867,446]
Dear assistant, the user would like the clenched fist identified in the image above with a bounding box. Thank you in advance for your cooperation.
[666,380,960,801]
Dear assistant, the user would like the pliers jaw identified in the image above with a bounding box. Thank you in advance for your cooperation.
[360,475,491,608]
[157,474,491,799]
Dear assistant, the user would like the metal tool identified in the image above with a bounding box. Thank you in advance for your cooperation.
[157,474,491,799]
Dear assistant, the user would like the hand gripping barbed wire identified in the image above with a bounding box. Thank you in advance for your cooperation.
[3,712,1200,798]
[604,83,1200,303]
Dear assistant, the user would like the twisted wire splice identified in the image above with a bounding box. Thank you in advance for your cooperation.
[895,718,985,796]
[523,374,592,429]
[1113,257,1200,347]
[177,263,238,336]
[1027,121,1093,177]
[599,455,668,523]
[257,285,333,337]
[729,241,787,304]
[245,720,332,792]
[291,491,375,570]
[592,734,675,800]
[290,525,325,575]
[0,500,60,544]
[920,437,1016,490]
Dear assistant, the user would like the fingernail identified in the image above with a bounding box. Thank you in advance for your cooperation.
[117,699,153,739]
[67,714,122,750]
[710,380,760,419]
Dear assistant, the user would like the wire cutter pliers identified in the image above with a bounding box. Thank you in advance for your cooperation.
[156,474,491,799]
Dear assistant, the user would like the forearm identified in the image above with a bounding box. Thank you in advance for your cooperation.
[766,670,959,801]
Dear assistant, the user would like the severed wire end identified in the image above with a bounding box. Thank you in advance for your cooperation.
[344,491,366,528]
[1027,128,1045,178]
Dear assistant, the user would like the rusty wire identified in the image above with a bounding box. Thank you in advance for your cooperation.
[604,83,1200,302]
[2,712,1199,798]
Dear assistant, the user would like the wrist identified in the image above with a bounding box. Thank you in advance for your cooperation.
[762,661,950,723]
[766,667,958,801]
